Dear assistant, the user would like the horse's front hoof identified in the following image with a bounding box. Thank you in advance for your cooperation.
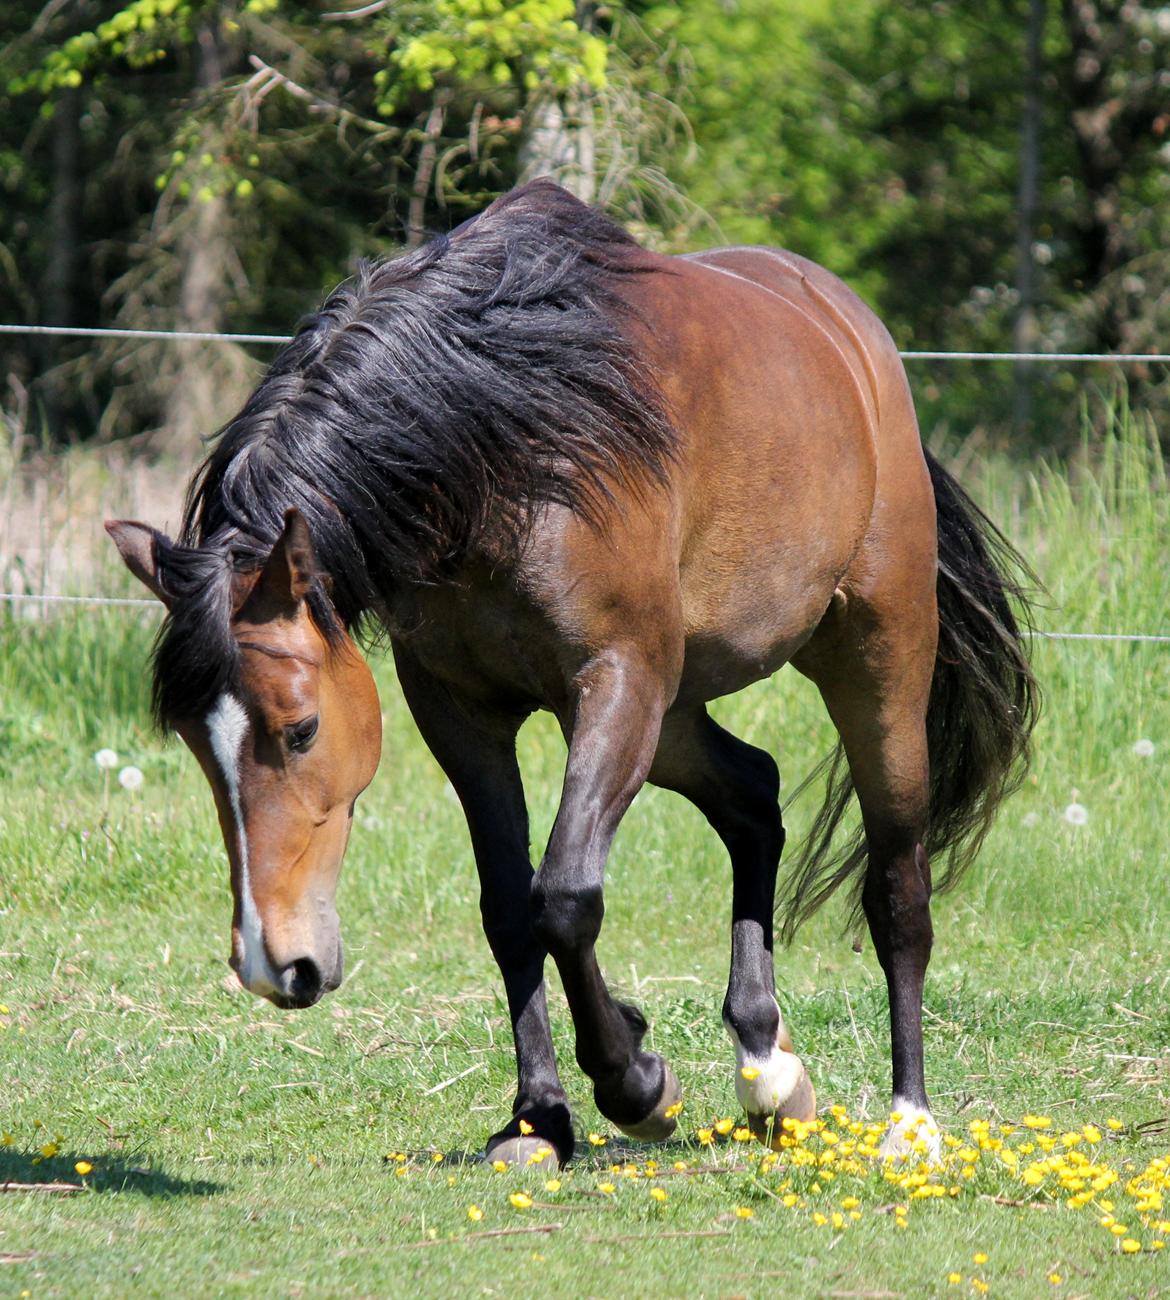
[737,1050,817,1149]
[484,1133,562,1170]
[613,1061,682,1142]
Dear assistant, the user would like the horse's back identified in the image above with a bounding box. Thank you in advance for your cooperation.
[620,244,922,700]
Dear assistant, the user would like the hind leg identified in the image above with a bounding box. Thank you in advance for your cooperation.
[650,708,816,1145]
[796,584,941,1160]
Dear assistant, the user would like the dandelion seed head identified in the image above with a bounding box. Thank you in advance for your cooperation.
[1133,738,1155,757]
[118,765,144,792]
[1062,802,1088,826]
[94,748,118,770]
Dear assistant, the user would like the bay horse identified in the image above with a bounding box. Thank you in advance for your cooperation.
[107,180,1035,1168]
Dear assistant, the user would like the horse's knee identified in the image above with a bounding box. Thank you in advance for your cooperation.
[530,877,604,956]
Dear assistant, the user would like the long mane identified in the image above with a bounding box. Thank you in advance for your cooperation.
[182,180,674,621]
[149,180,675,726]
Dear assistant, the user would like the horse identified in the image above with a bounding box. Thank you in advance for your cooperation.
[107,179,1036,1169]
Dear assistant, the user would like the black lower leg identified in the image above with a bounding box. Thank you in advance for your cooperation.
[863,838,933,1109]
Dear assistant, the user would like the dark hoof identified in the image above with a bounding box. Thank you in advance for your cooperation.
[614,1062,682,1143]
[484,1133,561,1170]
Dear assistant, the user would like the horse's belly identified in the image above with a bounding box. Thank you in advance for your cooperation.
[677,573,835,701]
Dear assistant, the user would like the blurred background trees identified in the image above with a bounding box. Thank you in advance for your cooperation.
[2,0,1168,452]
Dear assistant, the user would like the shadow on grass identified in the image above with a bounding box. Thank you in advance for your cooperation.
[0,1150,224,1198]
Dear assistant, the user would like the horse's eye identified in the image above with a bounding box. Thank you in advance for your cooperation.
[285,715,319,753]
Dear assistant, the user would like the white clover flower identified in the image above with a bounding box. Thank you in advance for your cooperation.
[1063,802,1088,826]
[118,765,145,792]
[1133,738,1155,757]
[94,748,119,770]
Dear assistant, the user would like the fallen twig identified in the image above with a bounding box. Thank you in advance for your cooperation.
[581,1230,732,1244]
[401,1223,563,1249]
[978,1193,1050,1211]
[1,1181,83,1194]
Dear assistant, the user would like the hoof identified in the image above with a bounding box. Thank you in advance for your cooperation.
[614,1062,682,1142]
[879,1102,941,1164]
[484,1133,561,1171]
[738,1052,817,1149]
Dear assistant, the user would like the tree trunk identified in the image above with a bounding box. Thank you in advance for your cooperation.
[518,85,596,203]
[1012,0,1046,433]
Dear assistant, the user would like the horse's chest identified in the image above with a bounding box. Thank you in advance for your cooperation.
[385,584,564,711]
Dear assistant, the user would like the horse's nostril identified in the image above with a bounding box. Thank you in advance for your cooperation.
[283,956,324,1007]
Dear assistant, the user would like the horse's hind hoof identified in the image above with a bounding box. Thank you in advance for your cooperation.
[613,1062,682,1142]
[740,1054,817,1150]
[484,1134,562,1171]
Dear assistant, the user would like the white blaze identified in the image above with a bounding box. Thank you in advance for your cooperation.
[206,692,278,997]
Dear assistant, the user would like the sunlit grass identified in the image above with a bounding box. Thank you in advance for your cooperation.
[1,404,1167,1296]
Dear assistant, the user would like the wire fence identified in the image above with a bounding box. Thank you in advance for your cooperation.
[2,322,1166,645]
[1,590,1166,645]
[4,320,1170,364]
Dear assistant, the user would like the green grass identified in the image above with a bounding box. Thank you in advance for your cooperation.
[1,406,1168,1297]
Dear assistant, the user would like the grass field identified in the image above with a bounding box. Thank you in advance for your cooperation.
[1,407,1168,1298]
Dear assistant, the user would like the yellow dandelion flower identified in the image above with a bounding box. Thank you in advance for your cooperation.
[971,1280,989,1295]
[518,1118,534,1135]
[1120,1239,1141,1253]
[526,1146,553,1166]
[1023,1115,1052,1129]
[841,1196,860,1210]
[74,1160,93,1176]
[947,1273,962,1285]
[40,1142,58,1159]
[973,1252,988,1265]
[673,1160,688,1171]
[735,1206,754,1219]
[715,1118,735,1136]
[545,1177,561,1192]
[849,1210,862,1221]
[782,1193,798,1208]
[740,1066,761,1081]
[1048,1273,1062,1285]
[1,1133,13,1147]
[394,1165,408,1177]
[491,1159,508,1172]
[650,1187,668,1202]
[431,1151,444,1163]
[697,1128,714,1146]
[732,1126,752,1142]
[831,1212,845,1229]
[467,1204,484,1221]
[508,1192,533,1210]
[1106,1118,1124,1131]
[1109,1223,1128,1236]
[588,1132,606,1147]
[664,1101,683,1119]
[598,1182,616,1195]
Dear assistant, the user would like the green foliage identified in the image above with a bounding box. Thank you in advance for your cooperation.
[379,0,607,109]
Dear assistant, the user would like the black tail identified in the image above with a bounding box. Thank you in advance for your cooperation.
[780,451,1040,938]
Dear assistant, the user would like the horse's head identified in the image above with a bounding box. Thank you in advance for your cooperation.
[106,509,382,1009]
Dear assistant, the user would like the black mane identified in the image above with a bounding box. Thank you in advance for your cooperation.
[151,180,675,724]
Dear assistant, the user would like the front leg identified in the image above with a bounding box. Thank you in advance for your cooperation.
[531,646,682,1140]
[393,645,573,1168]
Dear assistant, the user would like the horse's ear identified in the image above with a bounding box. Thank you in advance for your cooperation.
[105,520,173,607]
[256,508,317,612]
